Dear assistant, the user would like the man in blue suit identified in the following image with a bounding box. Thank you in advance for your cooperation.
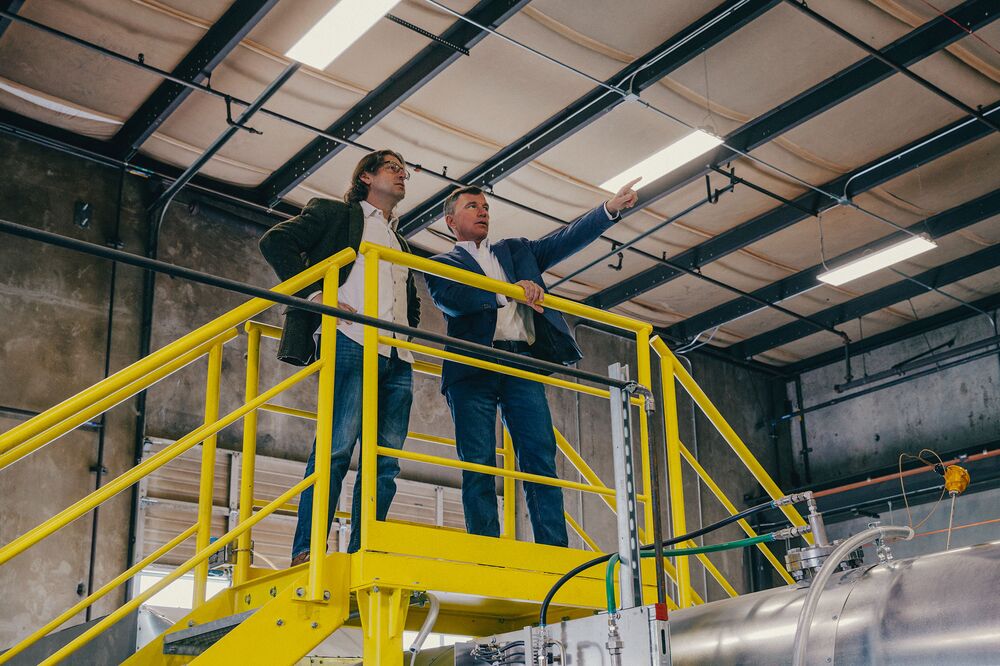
[424,180,640,546]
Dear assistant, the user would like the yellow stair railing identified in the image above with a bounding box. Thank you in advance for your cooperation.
[0,240,809,665]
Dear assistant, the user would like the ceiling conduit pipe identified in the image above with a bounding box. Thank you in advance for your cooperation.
[0,7,865,346]
[835,333,1000,392]
[784,0,1000,136]
[776,346,1000,423]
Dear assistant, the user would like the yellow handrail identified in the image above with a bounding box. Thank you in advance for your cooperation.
[193,342,224,606]
[0,362,322,567]
[381,446,617,497]
[360,244,715,604]
[0,248,356,455]
[0,329,237,470]
[565,513,600,551]
[1,232,822,664]
[677,441,794,584]
[362,243,652,335]
[40,475,318,666]
[380,336,616,400]
[651,336,811,540]
[0,524,199,665]
[658,349,692,606]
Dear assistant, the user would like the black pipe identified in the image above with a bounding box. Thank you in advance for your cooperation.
[0,218,635,391]
[538,499,778,626]
[0,405,101,430]
[148,63,299,213]
[0,8,857,345]
[84,165,126,621]
[777,347,1000,422]
[835,334,1000,392]
[707,165,814,216]
[646,405,668,607]
[793,375,811,485]
[549,189,732,289]
[784,0,1000,136]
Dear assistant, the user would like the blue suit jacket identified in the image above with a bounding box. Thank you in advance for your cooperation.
[425,205,618,393]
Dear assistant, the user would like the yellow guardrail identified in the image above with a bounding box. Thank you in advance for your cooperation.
[0,238,815,661]
[0,249,357,661]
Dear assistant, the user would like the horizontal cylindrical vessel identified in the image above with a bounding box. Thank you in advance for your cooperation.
[668,539,1000,665]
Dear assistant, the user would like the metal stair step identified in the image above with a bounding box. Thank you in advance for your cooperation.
[162,610,256,656]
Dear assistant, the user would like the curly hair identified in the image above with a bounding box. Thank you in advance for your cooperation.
[344,149,405,205]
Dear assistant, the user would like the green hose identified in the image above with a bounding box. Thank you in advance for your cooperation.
[605,534,773,614]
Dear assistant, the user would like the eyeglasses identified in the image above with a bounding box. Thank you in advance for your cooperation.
[379,162,410,180]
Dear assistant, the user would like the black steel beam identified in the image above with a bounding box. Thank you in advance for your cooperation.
[667,188,1000,340]
[784,291,1000,375]
[399,0,996,239]
[0,0,24,40]
[0,107,300,219]
[396,0,782,237]
[729,243,1000,359]
[257,0,532,205]
[587,99,1000,310]
[785,0,1000,133]
[610,0,1000,223]
[111,0,279,159]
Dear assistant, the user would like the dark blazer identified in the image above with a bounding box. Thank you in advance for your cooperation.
[259,198,420,366]
[424,205,618,393]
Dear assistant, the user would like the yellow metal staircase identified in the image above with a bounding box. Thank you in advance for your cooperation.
[0,243,808,665]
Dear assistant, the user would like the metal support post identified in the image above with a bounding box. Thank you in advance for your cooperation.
[193,342,223,607]
[635,329,655,535]
[501,428,516,539]
[308,267,341,600]
[608,363,643,610]
[234,326,261,585]
[358,585,410,665]
[661,358,691,607]
[359,250,381,552]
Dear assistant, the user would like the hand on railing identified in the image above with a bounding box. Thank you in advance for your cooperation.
[311,292,356,324]
[514,280,545,313]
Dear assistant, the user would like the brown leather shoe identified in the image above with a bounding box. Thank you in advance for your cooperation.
[290,551,310,566]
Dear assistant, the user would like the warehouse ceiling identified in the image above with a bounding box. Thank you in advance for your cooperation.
[0,0,997,371]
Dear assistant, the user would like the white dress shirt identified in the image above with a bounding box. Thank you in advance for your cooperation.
[314,201,412,362]
[455,239,535,344]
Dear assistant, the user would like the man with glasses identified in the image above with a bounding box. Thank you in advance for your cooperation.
[424,179,640,547]
[259,149,419,562]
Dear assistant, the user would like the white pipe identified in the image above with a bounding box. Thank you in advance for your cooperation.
[408,592,441,666]
[791,525,913,666]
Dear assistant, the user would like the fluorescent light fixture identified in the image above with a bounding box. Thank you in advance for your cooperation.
[286,0,401,70]
[817,235,937,286]
[600,130,723,192]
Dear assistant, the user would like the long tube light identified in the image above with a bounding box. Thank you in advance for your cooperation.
[286,0,402,70]
[817,235,937,286]
[600,129,723,192]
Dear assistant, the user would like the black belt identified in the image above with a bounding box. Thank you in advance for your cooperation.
[492,340,531,354]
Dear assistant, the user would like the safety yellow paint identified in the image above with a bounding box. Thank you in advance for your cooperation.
[193,343,224,607]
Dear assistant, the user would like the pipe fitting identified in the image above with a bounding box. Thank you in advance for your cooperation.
[624,381,656,414]
[774,491,813,506]
[772,524,812,541]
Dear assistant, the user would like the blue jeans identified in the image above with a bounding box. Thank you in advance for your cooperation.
[445,365,568,547]
[291,332,412,556]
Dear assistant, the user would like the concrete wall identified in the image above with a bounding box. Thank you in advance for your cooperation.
[0,134,791,649]
[789,316,1000,485]
[0,134,144,647]
[826,484,1000,561]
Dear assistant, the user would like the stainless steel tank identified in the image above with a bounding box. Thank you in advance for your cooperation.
[412,540,1000,665]
[668,539,1000,665]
